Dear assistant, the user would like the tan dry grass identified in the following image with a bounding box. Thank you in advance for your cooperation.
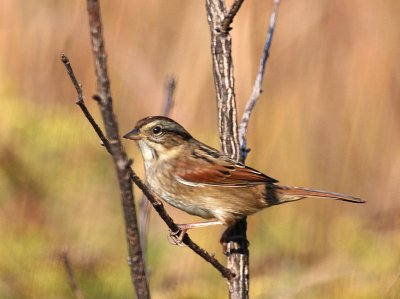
[0,0,399,298]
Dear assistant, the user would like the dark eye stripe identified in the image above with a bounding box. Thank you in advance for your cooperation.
[163,129,191,140]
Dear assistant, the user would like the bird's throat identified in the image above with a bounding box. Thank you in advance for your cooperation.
[137,140,159,169]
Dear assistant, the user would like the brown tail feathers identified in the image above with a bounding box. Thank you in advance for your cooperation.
[274,185,365,205]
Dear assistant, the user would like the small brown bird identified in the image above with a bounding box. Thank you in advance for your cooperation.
[124,116,364,233]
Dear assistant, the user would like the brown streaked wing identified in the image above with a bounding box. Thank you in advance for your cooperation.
[174,151,278,187]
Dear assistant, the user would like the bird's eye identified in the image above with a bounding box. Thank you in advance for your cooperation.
[152,126,162,135]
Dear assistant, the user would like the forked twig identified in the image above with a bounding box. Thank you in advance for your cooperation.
[61,55,233,280]
[219,0,245,33]
[239,0,281,161]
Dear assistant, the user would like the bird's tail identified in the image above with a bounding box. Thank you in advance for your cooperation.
[270,185,365,205]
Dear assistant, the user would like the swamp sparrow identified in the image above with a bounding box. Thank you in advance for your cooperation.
[124,116,364,233]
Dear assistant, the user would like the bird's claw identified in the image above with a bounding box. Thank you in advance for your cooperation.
[168,228,188,247]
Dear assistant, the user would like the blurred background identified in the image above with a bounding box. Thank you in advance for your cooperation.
[0,0,399,298]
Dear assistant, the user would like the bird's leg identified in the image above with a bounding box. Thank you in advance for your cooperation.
[177,220,224,231]
[168,220,224,246]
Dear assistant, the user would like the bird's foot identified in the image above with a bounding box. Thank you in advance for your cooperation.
[167,221,224,246]
[168,225,188,247]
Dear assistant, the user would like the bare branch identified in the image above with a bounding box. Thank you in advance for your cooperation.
[138,194,151,258]
[61,248,85,299]
[206,0,248,297]
[206,0,240,160]
[61,54,111,153]
[220,0,245,33]
[161,75,176,117]
[60,55,84,103]
[61,56,233,279]
[239,0,281,161]
[86,1,150,297]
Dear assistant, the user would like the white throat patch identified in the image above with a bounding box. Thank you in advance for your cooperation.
[137,140,156,169]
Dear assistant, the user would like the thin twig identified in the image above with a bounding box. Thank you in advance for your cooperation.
[138,196,151,258]
[239,0,281,162]
[61,54,111,153]
[161,75,176,117]
[219,0,245,33]
[61,248,85,299]
[139,75,176,256]
[61,55,233,279]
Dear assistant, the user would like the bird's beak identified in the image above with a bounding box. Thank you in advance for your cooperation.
[123,128,142,140]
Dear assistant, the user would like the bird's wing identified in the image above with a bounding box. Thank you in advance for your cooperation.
[174,145,278,187]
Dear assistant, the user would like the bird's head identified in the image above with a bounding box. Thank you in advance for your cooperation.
[124,116,193,161]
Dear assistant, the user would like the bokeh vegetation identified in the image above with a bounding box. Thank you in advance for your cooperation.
[0,0,399,298]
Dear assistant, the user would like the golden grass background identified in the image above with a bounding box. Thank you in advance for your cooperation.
[0,0,399,298]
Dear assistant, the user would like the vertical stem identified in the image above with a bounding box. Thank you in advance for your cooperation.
[205,1,249,298]
[206,0,240,159]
